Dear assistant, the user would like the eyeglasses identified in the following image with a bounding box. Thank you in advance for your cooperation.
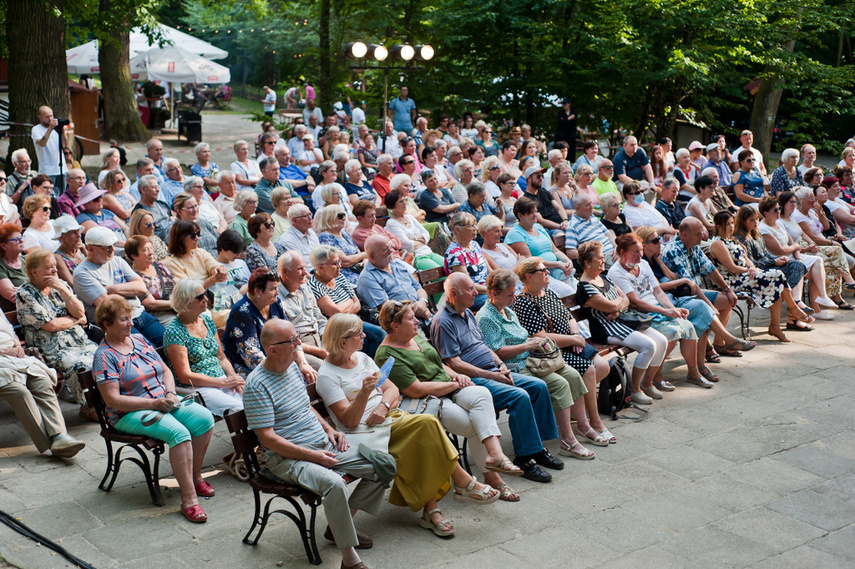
[601,166,614,170]
[745,158,755,162]
[344,331,366,339]
[293,213,311,220]
[529,268,549,275]
[269,335,301,347]
[625,191,642,196]
[336,212,347,220]
[144,222,154,228]
[645,237,661,245]
[188,231,202,239]
[7,237,23,243]
[319,260,342,267]
[773,207,781,213]
[182,204,199,211]
[490,165,500,170]
[194,292,208,302]
[265,141,276,145]
[246,200,258,205]
[402,160,414,166]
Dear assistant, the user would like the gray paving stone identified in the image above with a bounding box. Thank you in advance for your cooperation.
[711,507,826,551]
[688,426,788,463]
[656,525,778,568]
[766,488,855,531]
[592,545,692,569]
[499,524,620,569]
[621,491,731,532]
[749,544,855,569]
[562,507,673,554]
[810,523,855,563]
[772,442,855,478]
[677,472,779,512]
[16,501,103,540]
[83,517,193,561]
[644,444,735,481]
[723,456,823,495]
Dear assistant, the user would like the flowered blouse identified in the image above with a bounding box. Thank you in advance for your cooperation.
[222,294,287,377]
[245,241,284,274]
[16,282,94,366]
[444,241,489,285]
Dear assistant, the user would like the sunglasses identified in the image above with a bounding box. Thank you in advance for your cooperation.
[529,268,550,275]
[626,191,642,196]
[40,206,51,213]
[336,212,347,220]
[601,166,614,170]
[263,221,275,229]
[144,222,154,228]
[188,231,202,239]
[645,237,661,245]
[194,292,207,302]
[402,160,414,166]
[0,178,6,183]
[7,237,23,243]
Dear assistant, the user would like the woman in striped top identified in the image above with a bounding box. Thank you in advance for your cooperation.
[576,241,669,406]
[309,245,386,357]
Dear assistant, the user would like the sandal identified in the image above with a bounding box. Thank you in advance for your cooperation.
[573,427,610,447]
[496,482,520,502]
[453,477,499,504]
[698,365,719,383]
[704,347,721,364]
[835,301,855,310]
[195,481,215,497]
[181,504,207,523]
[767,328,791,343]
[558,439,595,460]
[419,508,454,537]
[796,302,814,315]
[484,456,524,477]
[786,320,814,331]
[598,428,617,444]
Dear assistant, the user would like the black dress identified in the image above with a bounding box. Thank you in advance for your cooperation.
[735,233,805,289]
[601,213,632,237]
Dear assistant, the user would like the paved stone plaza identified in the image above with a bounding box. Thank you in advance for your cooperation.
[0,114,853,569]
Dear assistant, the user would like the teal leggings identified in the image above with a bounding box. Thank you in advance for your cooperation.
[114,401,215,447]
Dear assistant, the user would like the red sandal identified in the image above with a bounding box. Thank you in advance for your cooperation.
[195,481,215,497]
[182,504,208,523]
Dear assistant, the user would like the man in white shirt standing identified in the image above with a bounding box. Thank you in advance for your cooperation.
[730,130,766,176]
[30,106,67,190]
[262,86,277,117]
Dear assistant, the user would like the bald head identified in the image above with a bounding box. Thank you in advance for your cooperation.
[260,319,293,351]
[365,235,394,268]
[679,216,704,248]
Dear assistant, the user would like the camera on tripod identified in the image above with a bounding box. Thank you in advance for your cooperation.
[55,117,71,129]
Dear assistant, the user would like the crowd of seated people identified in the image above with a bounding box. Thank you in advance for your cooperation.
[6,113,855,569]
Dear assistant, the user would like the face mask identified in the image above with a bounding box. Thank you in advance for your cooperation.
[624,261,638,269]
[633,194,645,205]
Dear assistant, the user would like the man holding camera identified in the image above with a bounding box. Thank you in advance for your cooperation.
[31,106,68,191]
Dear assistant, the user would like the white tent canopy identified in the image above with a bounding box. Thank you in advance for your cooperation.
[66,23,228,74]
[129,45,231,84]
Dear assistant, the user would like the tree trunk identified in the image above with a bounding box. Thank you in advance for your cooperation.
[98,2,149,142]
[5,0,71,172]
[318,0,332,113]
[750,40,796,166]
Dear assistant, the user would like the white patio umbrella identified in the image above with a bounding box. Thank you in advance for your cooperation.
[129,45,231,84]
[66,23,228,74]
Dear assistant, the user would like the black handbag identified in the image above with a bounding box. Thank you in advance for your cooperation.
[618,308,654,331]
[670,283,694,298]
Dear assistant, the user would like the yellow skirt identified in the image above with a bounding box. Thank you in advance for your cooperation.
[387,412,459,511]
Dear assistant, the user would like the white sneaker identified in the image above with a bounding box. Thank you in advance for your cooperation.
[815,296,837,309]
[813,310,835,321]
[631,391,653,405]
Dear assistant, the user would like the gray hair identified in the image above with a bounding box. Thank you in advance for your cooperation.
[321,183,340,202]
[477,214,504,235]
[170,278,205,314]
[333,150,350,163]
[377,153,393,166]
[233,139,249,152]
[485,268,518,295]
[389,174,412,192]
[573,164,593,181]
[287,203,310,222]
[315,204,344,232]
[145,138,161,151]
[163,157,181,170]
[317,160,336,177]
[454,159,474,179]
[599,192,620,210]
[136,157,154,171]
[344,159,362,177]
[274,144,289,157]
[11,149,30,164]
[193,142,210,155]
[217,170,236,183]
[547,149,563,163]
[259,156,278,171]
[183,176,203,192]
[139,174,159,191]
[448,211,476,234]
[572,192,592,208]
[661,177,679,191]
[233,189,258,211]
[310,244,339,267]
[781,148,799,163]
[700,166,718,178]
[794,186,814,201]
[675,148,690,160]
[277,250,302,274]
[467,181,487,198]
